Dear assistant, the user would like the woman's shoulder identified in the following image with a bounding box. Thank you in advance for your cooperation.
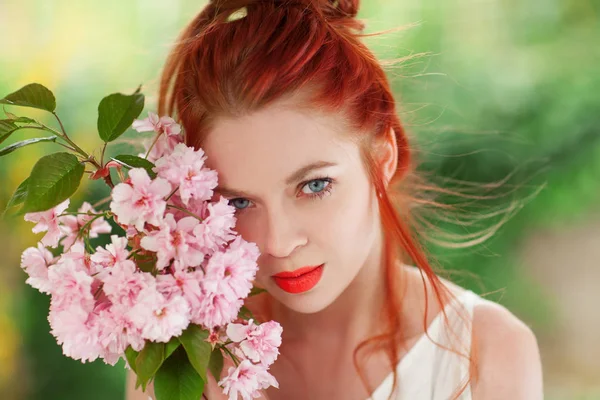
[469,293,543,399]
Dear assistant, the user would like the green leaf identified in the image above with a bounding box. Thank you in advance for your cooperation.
[0,120,19,144]
[0,83,56,112]
[2,177,29,217]
[154,347,205,400]
[8,116,37,124]
[0,136,57,157]
[125,346,140,373]
[208,348,224,382]
[97,86,144,142]
[238,305,255,321]
[135,341,165,391]
[22,152,84,213]
[165,337,181,359]
[111,155,156,179]
[178,325,211,384]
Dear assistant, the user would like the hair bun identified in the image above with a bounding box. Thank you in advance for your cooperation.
[210,0,360,22]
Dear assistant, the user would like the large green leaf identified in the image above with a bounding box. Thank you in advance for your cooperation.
[111,154,156,179]
[125,346,140,374]
[154,347,205,400]
[208,348,224,382]
[2,177,29,217]
[135,341,165,391]
[165,337,181,359]
[97,86,144,142]
[178,325,211,384]
[0,83,56,112]
[22,152,84,213]
[0,136,57,157]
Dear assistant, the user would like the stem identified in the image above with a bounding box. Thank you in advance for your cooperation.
[165,186,179,201]
[92,196,111,209]
[144,131,162,159]
[221,346,240,367]
[100,142,107,166]
[52,112,68,136]
[166,204,203,221]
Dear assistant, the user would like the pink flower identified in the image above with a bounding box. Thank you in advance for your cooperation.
[193,197,237,253]
[101,259,152,309]
[24,199,70,248]
[156,269,204,312]
[130,286,191,342]
[20,242,58,294]
[48,303,102,363]
[218,359,279,400]
[192,291,243,329]
[140,214,206,271]
[133,112,183,162]
[48,257,95,311]
[226,320,282,366]
[91,235,130,269]
[59,202,112,250]
[154,143,218,206]
[166,192,209,222]
[204,248,257,300]
[110,168,172,231]
[60,242,102,276]
[96,307,145,365]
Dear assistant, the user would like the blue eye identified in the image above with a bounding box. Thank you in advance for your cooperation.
[229,198,250,210]
[301,179,330,194]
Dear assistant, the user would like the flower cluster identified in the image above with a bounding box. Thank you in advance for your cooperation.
[19,112,281,399]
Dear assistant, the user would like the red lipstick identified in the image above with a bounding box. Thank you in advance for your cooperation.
[272,264,324,294]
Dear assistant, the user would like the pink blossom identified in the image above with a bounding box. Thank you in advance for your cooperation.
[20,242,58,294]
[60,242,102,276]
[192,291,243,329]
[91,235,131,269]
[154,143,218,206]
[166,192,209,222]
[24,199,70,248]
[96,307,145,365]
[110,168,171,231]
[48,303,103,363]
[218,359,279,400]
[156,269,204,312]
[140,214,206,271]
[59,202,112,250]
[101,260,153,309]
[226,320,282,366]
[48,257,95,311]
[130,286,191,342]
[204,248,257,300]
[193,197,237,252]
[133,112,183,162]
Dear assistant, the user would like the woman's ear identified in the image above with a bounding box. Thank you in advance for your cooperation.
[376,127,398,188]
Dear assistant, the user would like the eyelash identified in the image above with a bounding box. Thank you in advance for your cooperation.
[228,176,335,211]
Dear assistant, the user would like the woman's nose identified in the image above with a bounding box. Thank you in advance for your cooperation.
[262,206,307,259]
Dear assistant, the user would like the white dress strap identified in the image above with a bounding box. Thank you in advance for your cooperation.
[368,290,482,400]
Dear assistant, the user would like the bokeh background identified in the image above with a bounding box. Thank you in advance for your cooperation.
[1,0,598,399]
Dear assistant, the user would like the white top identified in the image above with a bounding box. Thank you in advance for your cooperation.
[368,290,481,400]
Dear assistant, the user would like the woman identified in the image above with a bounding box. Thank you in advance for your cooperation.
[127,0,543,398]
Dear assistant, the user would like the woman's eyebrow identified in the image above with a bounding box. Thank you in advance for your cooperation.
[215,161,337,198]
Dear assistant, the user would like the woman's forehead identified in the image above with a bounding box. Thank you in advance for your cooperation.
[202,107,360,190]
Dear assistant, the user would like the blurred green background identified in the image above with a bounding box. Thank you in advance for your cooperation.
[0,0,598,399]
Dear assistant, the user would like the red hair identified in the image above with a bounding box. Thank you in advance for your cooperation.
[157,0,475,397]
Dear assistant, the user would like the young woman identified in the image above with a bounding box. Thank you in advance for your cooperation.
[127,0,543,398]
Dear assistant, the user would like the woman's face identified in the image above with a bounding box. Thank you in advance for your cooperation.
[202,105,382,314]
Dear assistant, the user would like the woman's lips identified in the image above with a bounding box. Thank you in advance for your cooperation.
[272,264,324,294]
